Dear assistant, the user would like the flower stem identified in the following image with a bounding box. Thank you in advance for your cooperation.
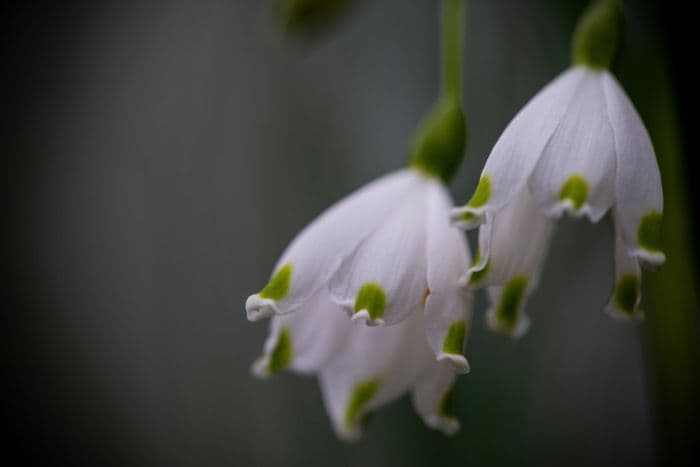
[442,0,465,101]
[408,0,467,182]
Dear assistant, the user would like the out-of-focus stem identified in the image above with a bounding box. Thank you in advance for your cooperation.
[618,17,700,467]
[442,0,465,101]
[638,76,700,467]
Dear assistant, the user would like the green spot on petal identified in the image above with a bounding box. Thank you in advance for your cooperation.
[442,321,466,355]
[469,250,489,285]
[494,275,528,330]
[615,274,640,315]
[259,263,292,301]
[467,175,491,208]
[344,378,381,429]
[439,385,456,419]
[637,211,663,252]
[354,283,387,321]
[460,212,476,223]
[268,328,293,374]
[558,174,589,211]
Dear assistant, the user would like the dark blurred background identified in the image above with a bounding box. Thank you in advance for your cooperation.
[6,1,698,466]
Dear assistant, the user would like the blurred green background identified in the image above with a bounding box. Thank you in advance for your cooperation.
[8,0,698,466]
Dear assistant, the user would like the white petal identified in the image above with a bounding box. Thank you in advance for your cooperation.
[246,169,424,321]
[451,68,586,229]
[467,188,554,339]
[318,311,433,441]
[604,210,643,321]
[424,182,472,374]
[601,72,665,268]
[411,361,460,436]
[467,187,554,290]
[329,177,431,326]
[485,284,532,339]
[529,67,616,222]
[251,292,352,378]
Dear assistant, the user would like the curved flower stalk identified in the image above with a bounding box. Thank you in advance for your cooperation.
[451,0,664,337]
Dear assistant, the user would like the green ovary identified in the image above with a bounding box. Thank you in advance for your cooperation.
[442,321,466,355]
[259,263,292,301]
[344,379,381,429]
[558,174,589,211]
[354,283,387,321]
[571,0,621,69]
[467,175,491,208]
[637,211,663,252]
[409,98,466,183]
[268,328,293,374]
[494,275,528,330]
[615,274,640,315]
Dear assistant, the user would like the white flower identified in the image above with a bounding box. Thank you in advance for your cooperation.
[248,169,473,370]
[451,66,664,337]
[247,168,473,439]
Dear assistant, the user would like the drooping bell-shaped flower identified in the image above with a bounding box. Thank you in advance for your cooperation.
[248,165,473,371]
[451,0,664,337]
[247,140,473,438]
[247,0,473,439]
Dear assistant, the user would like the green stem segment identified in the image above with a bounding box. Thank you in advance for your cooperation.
[409,0,467,183]
[571,0,621,69]
[442,0,465,100]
